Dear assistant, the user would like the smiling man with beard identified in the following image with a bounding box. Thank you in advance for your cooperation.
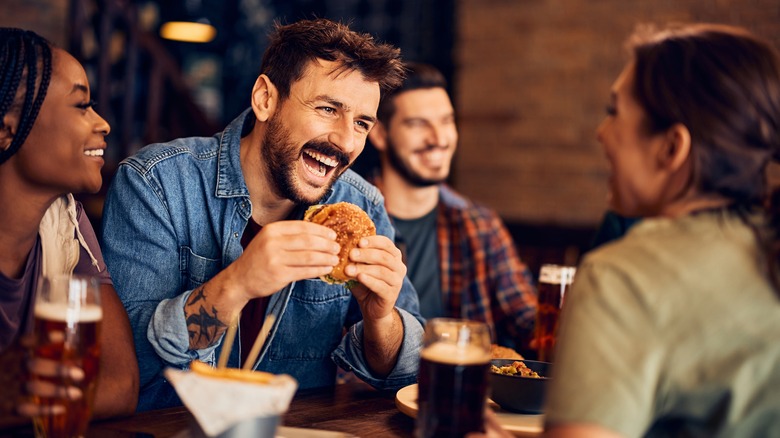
[367,62,537,352]
[101,18,424,411]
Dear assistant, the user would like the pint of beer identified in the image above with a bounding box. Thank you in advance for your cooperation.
[416,318,491,438]
[534,264,576,362]
[32,275,102,438]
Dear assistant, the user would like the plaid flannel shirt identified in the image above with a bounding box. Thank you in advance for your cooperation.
[369,172,538,348]
[436,185,538,348]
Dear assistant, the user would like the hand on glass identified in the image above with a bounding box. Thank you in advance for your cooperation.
[0,339,84,420]
[19,356,85,417]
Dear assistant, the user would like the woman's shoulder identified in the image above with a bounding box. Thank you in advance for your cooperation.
[580,211,763,303]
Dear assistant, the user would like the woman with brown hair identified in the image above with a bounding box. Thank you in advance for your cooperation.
[0,28,138,426]
[475,23,780,438]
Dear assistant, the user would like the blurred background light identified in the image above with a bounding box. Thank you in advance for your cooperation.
[159,21,216,43]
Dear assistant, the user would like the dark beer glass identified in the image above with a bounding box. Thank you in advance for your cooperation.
[534,264,576,362]
[32,275,102,438]
[416,318,491,438]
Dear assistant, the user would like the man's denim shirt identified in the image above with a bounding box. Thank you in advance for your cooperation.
[102,109,425,411]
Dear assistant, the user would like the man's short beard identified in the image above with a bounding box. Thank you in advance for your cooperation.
[385,138,446,188]
[261,114,350,205]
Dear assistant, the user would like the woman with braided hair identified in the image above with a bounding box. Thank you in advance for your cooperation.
[0,28,138,428]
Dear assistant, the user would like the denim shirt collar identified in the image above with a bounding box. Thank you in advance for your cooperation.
[216,108,253,199]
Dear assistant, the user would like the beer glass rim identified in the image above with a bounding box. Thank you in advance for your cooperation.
[539,264,576,285]
[422,318,491,352]
[36,273,102,314]
[539,263,577,270]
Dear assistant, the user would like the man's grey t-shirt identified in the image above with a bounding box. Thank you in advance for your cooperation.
[391,208,443,318]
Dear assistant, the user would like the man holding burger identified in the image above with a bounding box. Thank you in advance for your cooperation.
[101,18,423,411]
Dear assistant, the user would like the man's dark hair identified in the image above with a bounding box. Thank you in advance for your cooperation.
[260,18,404,102]
[376,62,447,125]
[0,28,52,164]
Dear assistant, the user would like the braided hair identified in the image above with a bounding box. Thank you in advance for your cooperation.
[0,28,52,165]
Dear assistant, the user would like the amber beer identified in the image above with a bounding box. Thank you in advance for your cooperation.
[32,287,102,438]
[534,264,576,362]
[416,319,491,438]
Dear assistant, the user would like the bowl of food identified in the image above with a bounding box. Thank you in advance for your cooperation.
[488,359,551,414]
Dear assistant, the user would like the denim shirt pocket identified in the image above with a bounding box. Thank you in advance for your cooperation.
[180,246,222,290]
[268,279,352,361]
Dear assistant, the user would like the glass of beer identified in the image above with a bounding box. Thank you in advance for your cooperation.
[31,274,102,438]
[416,318,491,438]
[534,264,576,362]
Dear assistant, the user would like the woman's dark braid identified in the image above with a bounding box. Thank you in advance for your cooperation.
[0,35,25,120]
[0,28,52,165]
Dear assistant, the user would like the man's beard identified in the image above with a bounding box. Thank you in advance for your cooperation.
[262,114,351,205]
[385,138,448,188]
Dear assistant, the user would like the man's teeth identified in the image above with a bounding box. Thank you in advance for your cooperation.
[84,149,104,157]
[304,150,338,167]
[304,161,327,177]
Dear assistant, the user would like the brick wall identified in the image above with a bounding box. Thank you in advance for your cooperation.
[453,0,780,227]
[0,0,68,45]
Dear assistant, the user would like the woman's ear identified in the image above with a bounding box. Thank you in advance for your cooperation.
[658,123,692,172]
[250,74,278,122]
[367,121,388,152]
[0,113,18,151]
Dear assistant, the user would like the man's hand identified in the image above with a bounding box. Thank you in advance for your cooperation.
[185,220,341,350]
[345,235,406,376]
[346,235,406,318]
[232,221,341,300]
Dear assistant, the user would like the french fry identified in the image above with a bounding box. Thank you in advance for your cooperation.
[190,360,274,384]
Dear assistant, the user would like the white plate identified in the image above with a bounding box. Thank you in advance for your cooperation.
[395,384,543,437]
[276,426,356,438]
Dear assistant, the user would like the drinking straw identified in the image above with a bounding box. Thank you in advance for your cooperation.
[217,313,239,369]
[242,314,276,370]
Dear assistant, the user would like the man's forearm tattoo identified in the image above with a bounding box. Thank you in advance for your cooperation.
[185,286,227,349]
[188,287,206,305]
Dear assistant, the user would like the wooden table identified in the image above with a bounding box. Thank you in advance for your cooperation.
[84,381,415,437]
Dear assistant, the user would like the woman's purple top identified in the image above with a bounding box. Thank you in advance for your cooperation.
[0,202,111,351]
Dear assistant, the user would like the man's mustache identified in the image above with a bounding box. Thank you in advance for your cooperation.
[303,141,350,167]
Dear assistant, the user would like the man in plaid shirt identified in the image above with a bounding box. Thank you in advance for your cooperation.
[367,62,538,350]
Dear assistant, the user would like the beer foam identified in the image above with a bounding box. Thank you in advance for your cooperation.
[35,302,102,322]
[421,342,491,365]
[539,265,576,285]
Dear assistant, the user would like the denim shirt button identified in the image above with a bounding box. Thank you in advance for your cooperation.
[233,232,239,238]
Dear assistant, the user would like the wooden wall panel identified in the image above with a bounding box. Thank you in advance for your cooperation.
[454,0,780,227]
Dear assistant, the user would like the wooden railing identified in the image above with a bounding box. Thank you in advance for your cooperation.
[68,0,219,163]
